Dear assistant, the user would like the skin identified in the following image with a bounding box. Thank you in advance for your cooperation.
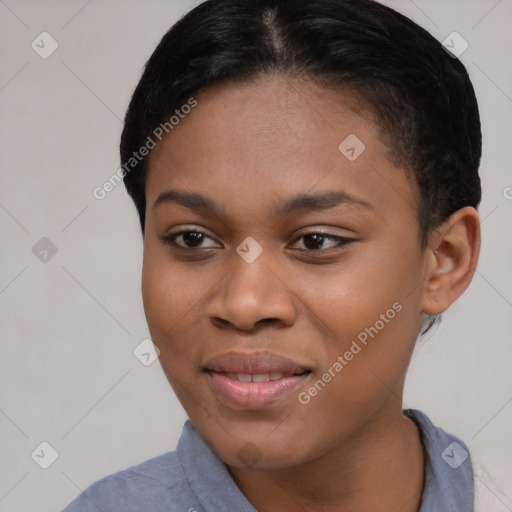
[141,74,480,512]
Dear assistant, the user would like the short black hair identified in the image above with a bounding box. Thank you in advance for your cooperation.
[120,0,481,247]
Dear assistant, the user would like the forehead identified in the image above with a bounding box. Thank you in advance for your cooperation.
[145,75,418,223]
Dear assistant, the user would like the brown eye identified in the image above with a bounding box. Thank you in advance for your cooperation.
[160,230,219,249]
[292,233,353,251]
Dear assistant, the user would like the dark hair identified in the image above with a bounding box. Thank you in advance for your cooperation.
[121,0,481,246]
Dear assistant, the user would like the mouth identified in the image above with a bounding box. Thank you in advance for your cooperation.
[204,351,312,410]
[220,371,308,382]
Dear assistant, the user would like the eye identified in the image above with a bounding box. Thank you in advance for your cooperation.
[291,232,354,251]
[160,229,220,250]
[160,228,353,253]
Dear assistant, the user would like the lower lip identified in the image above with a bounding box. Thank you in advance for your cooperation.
[207,372,310,410]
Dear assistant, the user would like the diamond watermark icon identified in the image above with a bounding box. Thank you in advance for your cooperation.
[236,442,262,468]
[441,32,468,59]
[339,134,366,161]
[441,441,469,469]
[134,338,160,366]
[236,236,263,264]
[31,32,59,59]
[31,441,59,469]
[32,237,58,263]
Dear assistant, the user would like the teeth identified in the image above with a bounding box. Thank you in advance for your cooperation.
[227,373,286,382]
[252,374,270,382]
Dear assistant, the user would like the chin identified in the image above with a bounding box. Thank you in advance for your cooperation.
[198,418,317,471]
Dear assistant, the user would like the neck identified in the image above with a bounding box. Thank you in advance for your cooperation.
[228,404,425,512]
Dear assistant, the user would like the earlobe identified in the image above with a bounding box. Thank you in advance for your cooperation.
[421,207,481,315]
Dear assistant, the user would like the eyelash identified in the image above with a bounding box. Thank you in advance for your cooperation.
[160,229,354,253]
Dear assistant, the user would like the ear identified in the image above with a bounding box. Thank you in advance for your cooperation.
[421,206,481,315]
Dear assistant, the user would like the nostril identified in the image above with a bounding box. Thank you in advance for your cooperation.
[211,317,231,328]
[256,318,280,326]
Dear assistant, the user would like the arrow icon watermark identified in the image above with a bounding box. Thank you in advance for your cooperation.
[31,32,59,59]
[31,441,59,469]
[338,134,366,161]
[134,338,161,366]
[441,31,468,59]
[236,236,263,263]
[32,237,58,263]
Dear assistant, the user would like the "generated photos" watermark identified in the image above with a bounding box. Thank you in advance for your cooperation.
[298,302,403,404]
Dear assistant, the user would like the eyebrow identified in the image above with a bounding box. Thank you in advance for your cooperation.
[152,189,372,216]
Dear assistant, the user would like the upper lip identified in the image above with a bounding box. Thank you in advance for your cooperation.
[205,351,311,375]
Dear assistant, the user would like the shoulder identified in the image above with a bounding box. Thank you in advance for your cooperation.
[60,450,194,512]
[404,409,474,511]
[405,408,472,462]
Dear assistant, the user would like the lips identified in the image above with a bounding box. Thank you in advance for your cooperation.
[205,351,311,410]
[206,351,310,374]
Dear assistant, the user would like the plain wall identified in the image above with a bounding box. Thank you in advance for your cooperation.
[1,1,511,510]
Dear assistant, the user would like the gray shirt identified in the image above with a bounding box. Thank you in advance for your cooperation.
[60,409,473,511]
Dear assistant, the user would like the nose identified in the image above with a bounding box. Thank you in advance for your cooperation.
[206,250,297,332]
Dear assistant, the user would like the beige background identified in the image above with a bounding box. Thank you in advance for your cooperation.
[0,1,511,510]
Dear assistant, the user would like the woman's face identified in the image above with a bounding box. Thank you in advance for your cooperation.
[142,75,428,470]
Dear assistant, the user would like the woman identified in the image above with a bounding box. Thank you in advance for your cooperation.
[62,0,484,510]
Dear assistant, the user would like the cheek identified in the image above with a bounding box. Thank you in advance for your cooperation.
[141,255,202,407]
[306,248,422,342]
[303,249,424,395]
[141,244,225,375]
[141,247,195,347]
